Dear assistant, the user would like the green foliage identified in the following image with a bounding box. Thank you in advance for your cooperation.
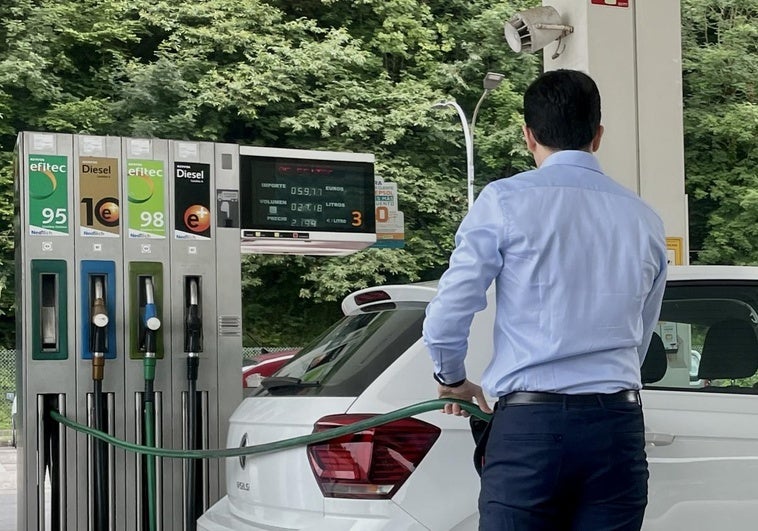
[1,0,754,345]
[681,0,758,264]
[0,0,543,345]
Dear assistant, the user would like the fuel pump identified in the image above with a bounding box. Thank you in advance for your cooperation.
[90,276,109,531]
[185,278,202,531]
[17,133,241,530]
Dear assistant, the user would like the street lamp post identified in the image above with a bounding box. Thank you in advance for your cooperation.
[433,72,505,212]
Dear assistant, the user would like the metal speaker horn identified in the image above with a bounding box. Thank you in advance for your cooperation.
[504,6,573,54]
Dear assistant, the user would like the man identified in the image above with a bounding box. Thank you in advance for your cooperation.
[423,69,667,531]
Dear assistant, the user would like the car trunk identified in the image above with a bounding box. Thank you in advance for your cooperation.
[224,396,357,527]
[222,298,431,527]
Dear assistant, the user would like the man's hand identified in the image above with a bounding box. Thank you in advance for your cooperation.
[437,379,493,417]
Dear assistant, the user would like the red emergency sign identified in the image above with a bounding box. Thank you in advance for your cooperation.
[591,0,629,7]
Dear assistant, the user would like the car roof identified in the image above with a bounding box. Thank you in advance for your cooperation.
[666,265,758,281]
[341,266,758,315]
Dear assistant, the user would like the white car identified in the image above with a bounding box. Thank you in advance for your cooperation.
[199,265,758,531]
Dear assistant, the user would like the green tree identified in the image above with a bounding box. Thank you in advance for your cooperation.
[0,0,536,346]
[681,0,758,264]
[3,0,755,346]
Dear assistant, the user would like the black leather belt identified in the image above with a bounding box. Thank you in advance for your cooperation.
[498,389,640,407]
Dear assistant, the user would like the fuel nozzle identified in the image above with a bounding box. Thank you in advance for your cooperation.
[142,277,161,388]
[91,277,109,381]
[185,278,202,381]
[142,277,161,356]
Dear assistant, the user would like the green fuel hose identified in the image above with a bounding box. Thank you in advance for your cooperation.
[50,399,491,459]
[142,276,160,531]
[143,357,157,531]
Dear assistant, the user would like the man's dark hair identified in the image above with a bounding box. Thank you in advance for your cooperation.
[523,69,601,151]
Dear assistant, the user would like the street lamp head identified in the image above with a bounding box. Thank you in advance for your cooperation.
[483,72,505,90]
[504,6,573,54]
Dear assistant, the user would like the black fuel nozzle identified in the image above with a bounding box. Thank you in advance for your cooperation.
[186,304,201,351]
[185,278,202,381]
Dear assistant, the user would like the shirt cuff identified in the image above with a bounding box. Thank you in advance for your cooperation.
[434,373,467,387]
[430,358,467,384]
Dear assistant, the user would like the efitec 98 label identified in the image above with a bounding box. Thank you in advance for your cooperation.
[127,159,166,239]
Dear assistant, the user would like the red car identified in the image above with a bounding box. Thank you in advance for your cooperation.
[242,349,300,388]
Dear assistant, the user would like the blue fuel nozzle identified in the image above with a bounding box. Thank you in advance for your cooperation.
[143,278,161,332]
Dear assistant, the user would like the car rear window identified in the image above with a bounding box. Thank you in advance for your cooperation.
[642,281,758,393]
[251,302,427,397]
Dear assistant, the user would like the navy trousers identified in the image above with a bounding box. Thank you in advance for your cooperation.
[478,395,648,531]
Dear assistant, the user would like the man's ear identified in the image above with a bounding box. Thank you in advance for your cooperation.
[522,125,538,153]
[590,125,604,152]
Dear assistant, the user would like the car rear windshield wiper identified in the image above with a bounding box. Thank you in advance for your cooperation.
[260,376,321,391]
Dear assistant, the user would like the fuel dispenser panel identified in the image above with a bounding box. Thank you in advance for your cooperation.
[79,260,118,360]
[129,262,165,360]
[16,131,79,531]
[31,259,69,360]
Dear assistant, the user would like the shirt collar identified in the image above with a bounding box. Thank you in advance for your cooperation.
[540,150,603,174]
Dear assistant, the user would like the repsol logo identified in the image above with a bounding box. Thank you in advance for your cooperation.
[30,162,66,173]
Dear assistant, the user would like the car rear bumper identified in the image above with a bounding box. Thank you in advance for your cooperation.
[197,495,430,531]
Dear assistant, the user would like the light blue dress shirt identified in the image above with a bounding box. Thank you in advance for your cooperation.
[423,150,668,396]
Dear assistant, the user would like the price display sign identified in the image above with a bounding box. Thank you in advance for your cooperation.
[240,155,375,234]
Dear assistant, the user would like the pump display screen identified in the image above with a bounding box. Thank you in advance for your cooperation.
[240,155,375,233]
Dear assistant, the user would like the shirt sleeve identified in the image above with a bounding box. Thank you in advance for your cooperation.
[422,184,507,383]
[638,228,668,364]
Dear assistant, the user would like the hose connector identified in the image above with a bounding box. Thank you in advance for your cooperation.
[187,356,199,381]
[92,354,105,381]
[143,357,156,383]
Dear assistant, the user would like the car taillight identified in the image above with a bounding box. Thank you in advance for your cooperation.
[353,290,391,306]
[307,414,441,499]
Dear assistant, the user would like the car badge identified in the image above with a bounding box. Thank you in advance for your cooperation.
[239,433,248,469]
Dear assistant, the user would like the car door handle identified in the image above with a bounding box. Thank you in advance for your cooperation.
[645,432,675,446]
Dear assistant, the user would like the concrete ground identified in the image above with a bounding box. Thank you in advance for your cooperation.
[0,445,16,531]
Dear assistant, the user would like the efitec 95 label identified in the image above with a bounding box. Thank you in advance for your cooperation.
[28,154,69,236]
